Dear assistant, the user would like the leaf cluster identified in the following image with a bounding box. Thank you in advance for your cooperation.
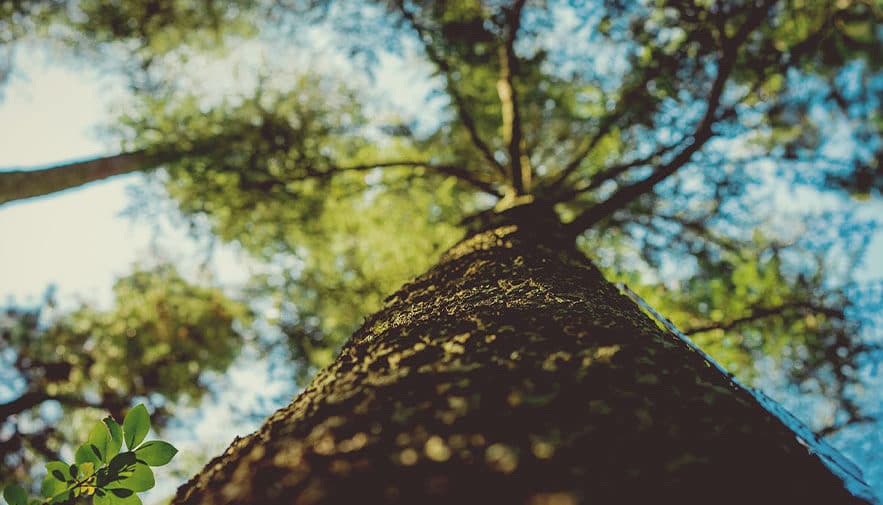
[3,404,177,505]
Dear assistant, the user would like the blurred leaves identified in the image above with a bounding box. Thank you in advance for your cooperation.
[0,266,246,488]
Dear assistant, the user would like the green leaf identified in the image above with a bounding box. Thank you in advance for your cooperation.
[47,491,71,505]
[109,463,154,492]
[135,441,178,466]
[41,462,70,498]
[77,462,96,482]
[103,417,124,460]
[88,421,113,463]
[3,484,27,505]
[123,405,150,450]
[94,489,143,505]
[76,442,101,466]
[110,489,133,498]
[108,451,137,475]
[39,476,65,500]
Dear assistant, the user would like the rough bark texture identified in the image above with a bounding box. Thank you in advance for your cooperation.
[172,203,869,505]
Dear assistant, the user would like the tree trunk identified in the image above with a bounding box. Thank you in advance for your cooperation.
[0,151,151,206]
[171,202,874,505]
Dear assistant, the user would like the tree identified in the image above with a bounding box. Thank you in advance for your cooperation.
[0,266,249,488]
[169,202,876,504]
[1,0,882,503]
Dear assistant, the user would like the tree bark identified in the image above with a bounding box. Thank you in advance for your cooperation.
[0,391,47,422]
[0,151,149,206]
[171,202,873,505]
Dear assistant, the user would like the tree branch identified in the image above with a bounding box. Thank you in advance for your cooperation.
[0,132,246,206]
[683,302,845,336]
[497,0,531,194]
[546,112,619,191]
[562,111,716,237]
[553,142,679,203]
[319,160,503,197]
[623,209,744,257]
[24,427,61,463]
[0,382,141,425]
[545,66,659,193]
[0,151,151,207]
[816,415,875,438]
[1,151,503,209]
[395,2,508,179]
[0,390,48,422]
[564,0,776,237]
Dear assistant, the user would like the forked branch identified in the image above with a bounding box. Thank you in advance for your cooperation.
[564,0,777,237]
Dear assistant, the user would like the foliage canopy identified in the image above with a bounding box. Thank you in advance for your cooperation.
[1,0,882,497]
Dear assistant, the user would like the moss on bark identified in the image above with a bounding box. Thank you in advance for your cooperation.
[171,204,869,505]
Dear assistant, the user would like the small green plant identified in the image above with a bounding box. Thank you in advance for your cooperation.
[3,404,178,505]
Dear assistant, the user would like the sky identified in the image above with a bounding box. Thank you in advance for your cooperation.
[1,39,883,503]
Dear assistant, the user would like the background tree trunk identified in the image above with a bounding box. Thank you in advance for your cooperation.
[171,203,872,505]
[0,152,149,206]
